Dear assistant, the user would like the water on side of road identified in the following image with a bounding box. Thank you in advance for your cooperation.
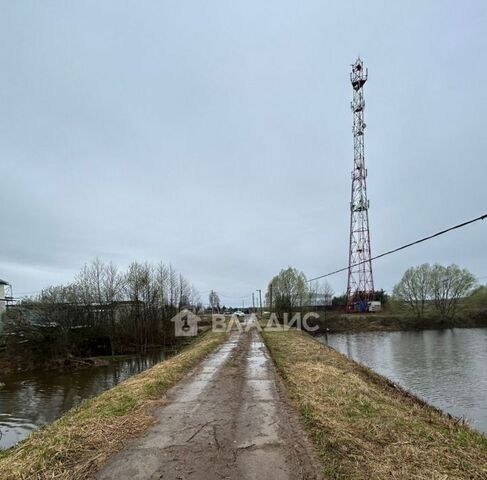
[317,328,487,434]
[0,352,165,450]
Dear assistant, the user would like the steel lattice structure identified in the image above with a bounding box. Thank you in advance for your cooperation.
[346,58,374,308]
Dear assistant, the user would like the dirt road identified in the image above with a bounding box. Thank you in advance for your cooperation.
[95,320,321,480]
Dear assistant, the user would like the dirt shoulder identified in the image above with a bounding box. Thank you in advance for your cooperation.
[262,328,487,479]
[0,330,227,480]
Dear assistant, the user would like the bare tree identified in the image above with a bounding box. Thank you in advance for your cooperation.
[393,264,431,317]
[6,258,202,360]
[393,263,476,318]
[190,286,202,312]
[154,262,169,308]
[168,264,178,308]
[102,261,124,304]
[178,274,191,310]
[209,290,220,312]
[308,280,334,306]
[429,264,476,317]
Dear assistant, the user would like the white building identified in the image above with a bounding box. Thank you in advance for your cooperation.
[0,279,8,314]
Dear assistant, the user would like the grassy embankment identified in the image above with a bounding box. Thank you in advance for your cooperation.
[0,330,227,480]
[262,328,487,479]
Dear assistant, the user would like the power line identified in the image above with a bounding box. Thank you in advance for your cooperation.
[307,213,487,283]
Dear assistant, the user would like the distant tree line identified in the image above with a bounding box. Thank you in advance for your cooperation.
[392,263,477,318]
[265,263,480,321]
[266,267,334,319]
[2,258,202,363]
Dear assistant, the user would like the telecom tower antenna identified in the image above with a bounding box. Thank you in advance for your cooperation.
[346,58,374,309]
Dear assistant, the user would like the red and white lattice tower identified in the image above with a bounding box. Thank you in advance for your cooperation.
[346,58,374,309]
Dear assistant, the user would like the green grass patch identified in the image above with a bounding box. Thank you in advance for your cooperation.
[262,329,487,480]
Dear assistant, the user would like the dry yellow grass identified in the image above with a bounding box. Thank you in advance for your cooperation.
[262,329,487,480]
[0,331,227,480]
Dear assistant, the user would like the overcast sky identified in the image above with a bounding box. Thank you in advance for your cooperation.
[1,1,486,306]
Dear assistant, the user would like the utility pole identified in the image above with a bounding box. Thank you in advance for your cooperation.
[269,284,273,311]
[252,292,255,311]
[257,289,263,317]
[346,57,374,311]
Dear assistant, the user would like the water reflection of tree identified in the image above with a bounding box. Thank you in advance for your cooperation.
[0,351,164,449]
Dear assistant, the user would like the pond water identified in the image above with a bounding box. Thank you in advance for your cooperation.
[0,351,165,450]
[317,328,487,434]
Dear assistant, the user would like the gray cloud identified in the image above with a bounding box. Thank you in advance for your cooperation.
[1,1,486,304]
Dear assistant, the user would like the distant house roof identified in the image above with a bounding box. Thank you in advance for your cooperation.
[0,279,8,285]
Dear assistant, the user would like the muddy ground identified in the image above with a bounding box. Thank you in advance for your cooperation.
[94,320,321,480]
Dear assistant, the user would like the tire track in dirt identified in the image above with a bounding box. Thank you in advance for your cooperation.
[94,320,321,480]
